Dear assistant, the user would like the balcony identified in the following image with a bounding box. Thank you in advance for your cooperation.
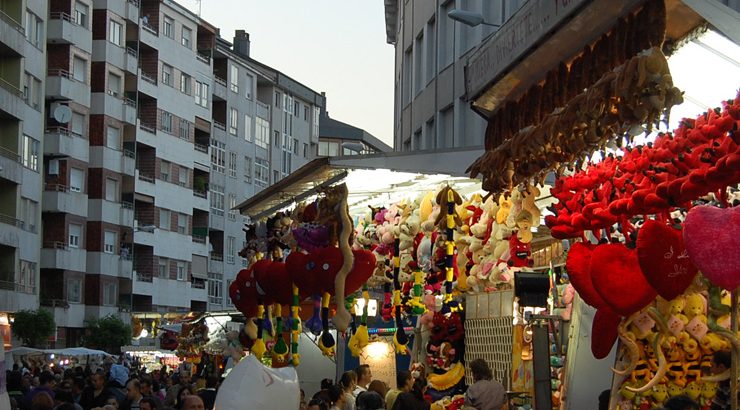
[139,20,158,48]
[0,76,23,119]
[132,224,155,247]
[132,270,153,296]
[90,92,135,123]
[0,147,23,184]
[135,169,156,197]
[209,212,224,231]
[121,202,134,227]
[41,241,87,272]
[137,68,158,98]
[0,213,22,248]
[42,184,88,217]
[0,9,25,57]
[191,281,207,302]
[137,120,157,147]
[124,47,138,74]
[256,101,270,119]
[87,251,131,278]
[125,0,140,22]
[87,199,122,224]
[89,145,134,174]
[44,127,89,162]
[46,69,91,107]
[193,189,208,210]
[0,280,38,312]
[123,149,135,175]
[213,77,227,101]
[193,142,209,169]
[92,40,138,76]
[47,12,92,52]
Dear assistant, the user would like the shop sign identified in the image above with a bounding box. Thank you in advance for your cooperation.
[465,0,588,99]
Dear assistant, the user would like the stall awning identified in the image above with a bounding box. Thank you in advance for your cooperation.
[465,0,714,117]
[235,148,485,220]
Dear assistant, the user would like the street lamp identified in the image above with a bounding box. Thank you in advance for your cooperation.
[447,9,500,28]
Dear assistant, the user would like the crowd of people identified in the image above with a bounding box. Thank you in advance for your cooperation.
[301,360,507,410]
[5,359,215,410]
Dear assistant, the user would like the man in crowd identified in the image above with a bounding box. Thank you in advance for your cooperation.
[181,395,205,410]
[386,370,412,410]
[165,369,191,407]
[464,359,507,410]
[121,379,143,410]
[24,371,56,408]
[353,365,372,398]
[197,377,218,410]
[80,372,111,410]
[139,378,162,409]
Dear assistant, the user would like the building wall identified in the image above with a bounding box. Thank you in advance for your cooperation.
[389,0,525,151]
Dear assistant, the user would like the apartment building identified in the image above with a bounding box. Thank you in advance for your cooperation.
[0,0,46,326]
[205,31,325,312]
[384,0,524,151]
[319,103,392,156]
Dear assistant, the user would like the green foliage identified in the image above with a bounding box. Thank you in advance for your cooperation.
[84,315,132,354]
[11,309,56,347]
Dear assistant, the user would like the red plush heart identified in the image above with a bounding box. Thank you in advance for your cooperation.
[684,205,740,290]
[286,248,376,298]
[591,244,657,316]
[565,242,607,309]
[256,261,293,307]
[229,266,260,318]
[637,220,698,300]
[591,308,621,359]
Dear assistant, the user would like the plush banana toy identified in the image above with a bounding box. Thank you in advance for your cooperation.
[251,304,267,360]
[271,304,289,367]
[349,285,370,357]
[318,292,336,357]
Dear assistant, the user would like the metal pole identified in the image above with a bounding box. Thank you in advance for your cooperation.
[532,319,552,410]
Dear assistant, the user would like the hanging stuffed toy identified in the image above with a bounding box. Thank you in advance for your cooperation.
[348,285,370,357]
[683,205,740,290]
[318,292,335,357]
[290,285,301,366]
[271,304,289,368]
[251,304,267,360]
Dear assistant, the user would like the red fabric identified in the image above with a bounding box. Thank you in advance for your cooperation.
[565,242,606,309]
[683,205,740,290]
[591,244,657,316]
[636,220,698,300]
[591,308,621,359]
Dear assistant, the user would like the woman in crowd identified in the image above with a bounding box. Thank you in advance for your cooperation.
[339,371,357,410]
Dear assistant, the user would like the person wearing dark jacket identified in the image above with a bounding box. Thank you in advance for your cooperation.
[391,377,429,410]
[197,377,217,410]
[79,372,111,410]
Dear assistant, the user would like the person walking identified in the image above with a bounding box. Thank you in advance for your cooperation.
[464,359,507,410]
[353,366,372,399]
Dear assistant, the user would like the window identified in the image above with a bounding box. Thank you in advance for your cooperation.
[104,231,116,254]
[228,195,237,221]
[70,168,84,192]
[25,10,43,48]
[426,17,436,84]
[69,224,82,248]
[439,1,455,68]
[159,209,171,230]
[163,16,173,38]
[179,119,189,140]
[210,184,224,215]
[228,152,237,178]
[73,56,86,82]
[414,34,423,94]
[230,66,239,93]
[108,72,122,97]
[21,198,38,233]
[161,111,173,133]
[244,156,252,182]
[274,91,281,108]
[440,105,454,149]
[304,106,309,121]
[245,74,253,99]
[178,166,188,187]
[103,282,117,306]
[293,138,299,154]
[74,1,88,27]
[195,81,208,107]
[312,106,320,138]
[181,27,192,48]
[303,143,309,158]
[318,141,339,157]
[105,178,118,202]
[177,213,187,234]
[208,272,222,303]
[210,140,225,173]
[67,279,81,303]
[226,236,235,264]
[18,260,36,290]
[293,101,300,116]
[244,114,252,141]
[22,135,39,171]
[425,117,435,150]
[109,20,123,46]
[255,117,269,149]
[106,126,120,150]
[180,73,191,94]
[162,64,173,86]
[72,112,85,137]
[160,160,170,182]
[158,258,168,277]
[273,170,280,184]
[254,158,269,187]
[273,130,280,147]
[229,108,238,135]
[177,262,187,281]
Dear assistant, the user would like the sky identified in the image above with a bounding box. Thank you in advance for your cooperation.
[180,0,396,147]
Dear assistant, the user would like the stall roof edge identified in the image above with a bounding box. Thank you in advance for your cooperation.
[235,148,484,219]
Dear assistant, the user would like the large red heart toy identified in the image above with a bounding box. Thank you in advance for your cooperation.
[591,244,657,316]
[637,220,698,300]
[683,205,740,290]
[591,308,621,359]
[565,242,607,309]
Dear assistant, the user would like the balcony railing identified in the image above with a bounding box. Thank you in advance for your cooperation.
[49,11,77,24]
[128,0,140,6]
[0,76,23,97]
[0,9,24,33]
[139,122,156,134]
[138,173,155,183]
[136,271,153,282]
[213,121,226,131]
[126,46,138,58]
[140,71,157,85]
[141,21,157,35]
[40,298,69,307]
[124,97,137,107]
[123,149,136,159]
[191,279,206,289]
[209,252,223,261]
[208,296,223,304]
[192,234,206,244]
[196,52,210,64]
[44,241,69,250]
[0,146,21,163]
[214,77,226,87]
[122,201,134,210]
[47,68,76,80]
[194,143,208,153]
[0,213,23,228]
[193,189,207,199]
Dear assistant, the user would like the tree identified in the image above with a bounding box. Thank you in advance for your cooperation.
[84,315,132,354]
[11,309,56,347]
